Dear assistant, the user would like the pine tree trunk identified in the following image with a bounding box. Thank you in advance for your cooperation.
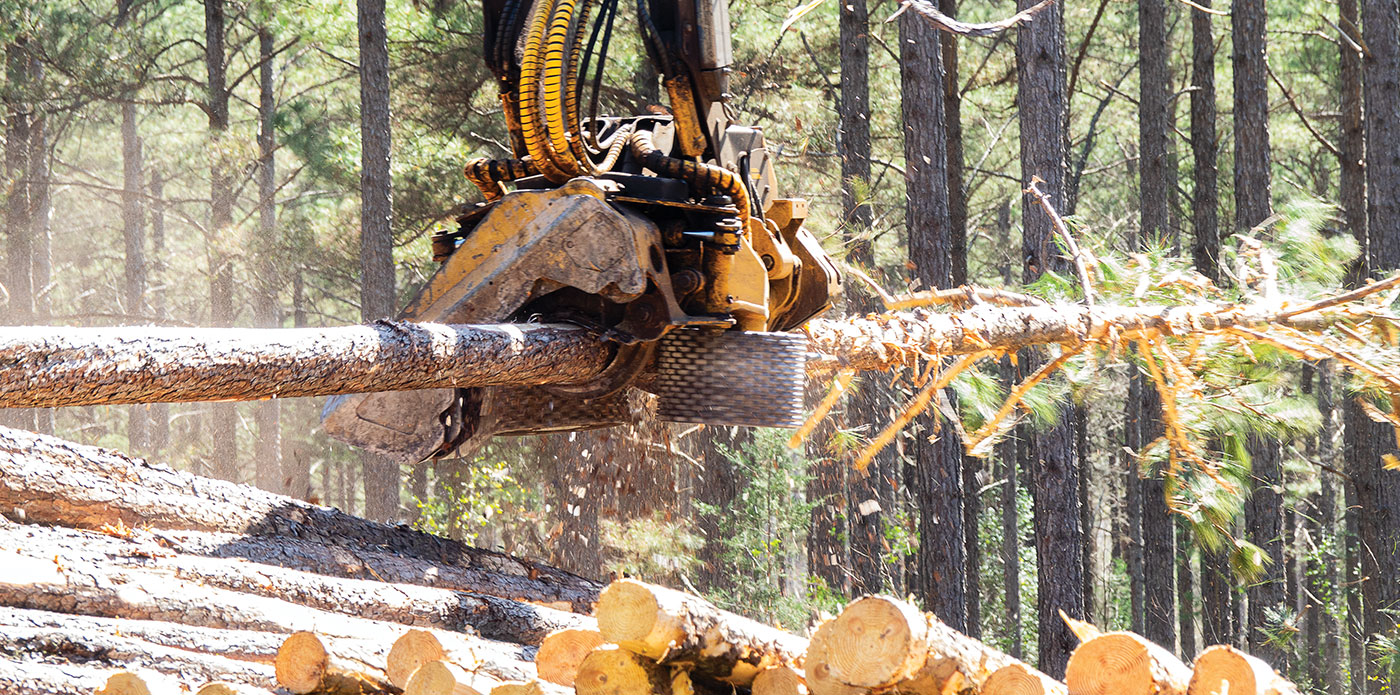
[204,0,238,483]
[995,203,1021,658]
[121,102,149,454]
[1245,432,1286,666]
[902,1,965,629]
[358,0,400,523]
[146,172,170,455]
[940,0,966,288]
[1015,0,1083,674]
[696,429,739,591]
[1356,3,1400,691]
[26,54,53,435]
[1190,0,1220,283]
[255,26,283,495]
[1177,523,1195,659]
[5,38,34,327]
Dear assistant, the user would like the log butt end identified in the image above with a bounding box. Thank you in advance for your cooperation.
[985,663,1067,695]
[807,596,927,689]
[388,629,449,688]
[274,631,329,694]
[535,628,605,686]
[575,645,680,695]
[595,580,665,658]
[1066,632,1188,695]
[95,672,154,695]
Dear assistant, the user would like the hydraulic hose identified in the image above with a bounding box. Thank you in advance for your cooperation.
[465,157,538,201]
[517,0,573,182]
[543,0,596,176]
[627,129,752,233]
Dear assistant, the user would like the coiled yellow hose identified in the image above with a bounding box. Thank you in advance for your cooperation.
[465,157,539,201]
[518,0,573,182]
[627,129,751,233]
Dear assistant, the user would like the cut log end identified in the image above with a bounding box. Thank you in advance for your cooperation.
[535,628,604,686]
[595,580,665,657]
[575,646,686,695]
[985,663,1068,695]
[195,683,272,695]
[1187,645,1298,695]
[806,596,927,689]
[388,630,448,688]
[95,672,153,695]
[752,665,808,695]
[404,660,498,695]
[274,631,330,694]
[1066,632,1190,695]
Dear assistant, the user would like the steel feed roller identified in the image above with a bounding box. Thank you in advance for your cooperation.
[323,0,842,463]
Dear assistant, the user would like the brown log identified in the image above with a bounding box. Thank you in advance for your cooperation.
[0,321,611,407]
[196,683,276,695]
[0,529,535,683]
[491,680,570,695]
[1187,645,1299,695]
[574,646,694,695]
[0,426,599,612]
[984,664,1068,695]
[0,605,385,669]
[403,660,501,695]
[0,293,1363,409]
[154,527,590,621]
[534,628,604,686]
[274,631,394,695]
[0,625,276,690]
[805,596,1049,695]
[596,578,807,685]
[752,665,808,695]
[96,672,172,695]
[0,520,585,646]
[387,630,481,689]
[0,659,113,695]
[1065,632,1191,695]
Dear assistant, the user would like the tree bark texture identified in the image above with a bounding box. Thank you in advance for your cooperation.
[0,657,109,695]
[1357,3,1400,690]
[255,26,282,494]
[1015,0,1083,675]
[0,521,591,646]
[1245,432,1286,667]
[901,2,965,629]
[0,527,537,683]
[5,38,35,326]
[0,425,601,611]
[121,102,150,454]
[0,322,612,408]
[940,0,967,287]
[1189,0,1220,283]
[205,0,238,482]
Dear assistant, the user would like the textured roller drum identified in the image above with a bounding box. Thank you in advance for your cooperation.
[653,329,808,428]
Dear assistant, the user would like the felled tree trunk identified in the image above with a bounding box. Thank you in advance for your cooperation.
[0,521,585,646]
[0,625,277,689]
[0,300,1350,410]
[0,659,115,695]
[0,426,599,612]
[1064,631,1191,695]
[0,321,612,407]
[0,527,535,683]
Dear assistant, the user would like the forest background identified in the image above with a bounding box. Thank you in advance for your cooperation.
[0,0,1398,692]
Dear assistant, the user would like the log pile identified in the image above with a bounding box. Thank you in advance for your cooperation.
[0,426,1296,695]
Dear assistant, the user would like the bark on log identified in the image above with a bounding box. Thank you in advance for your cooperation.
[0,519,583,646]
[0,321,612,407]
[0,605,385,669]
[274,631,395,695]
[752,665,808,695]
[0,426,599,612]
[0,624,277,689]
[984,664,1068,695]
[534,628,605,686]
[805,596,1050,695]
[574,646,694,695]
[0,297,1354,409]
[0,529,535,682]
[1187,645,1299,695]
[0,659,114,695]
[595,578,808,685]
[404,660,502,695]
[1065,632,1191,695]
[155,527,596,619]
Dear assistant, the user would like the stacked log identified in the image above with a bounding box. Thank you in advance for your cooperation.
[0,426,587,693]
[0,426,1297,695]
